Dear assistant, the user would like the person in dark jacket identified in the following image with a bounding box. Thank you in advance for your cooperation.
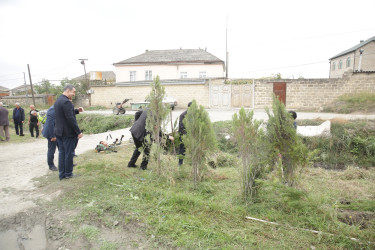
[12,102,25,136]
[127,108,174,170]
[54,85,83,180]
[0,102,10,142]
[42,106,58,171]
[28,105,39,137]
[134,106,143,122]
[178,101,192,165]
[127,109,150,170]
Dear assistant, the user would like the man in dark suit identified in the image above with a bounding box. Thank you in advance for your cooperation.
[42,106,58,171]
[127,109,150,170]
[178,101,192,165]
[54,85,83,180]
[12,102,25,136]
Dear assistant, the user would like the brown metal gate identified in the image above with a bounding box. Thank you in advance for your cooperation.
[47,95,55,106]
[273,82,286,105]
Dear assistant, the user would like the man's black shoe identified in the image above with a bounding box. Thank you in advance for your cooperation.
[128,164,138,168]
[73,164,77,167]
[49,166,58,171]
[140,166,147,170]
[73,154,78,157]
[20,134,25,136]
[66,174,81,179]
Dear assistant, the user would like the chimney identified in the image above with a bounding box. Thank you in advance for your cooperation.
[358,49,364,71]
[360,40,364,43]
[145,49,149,52]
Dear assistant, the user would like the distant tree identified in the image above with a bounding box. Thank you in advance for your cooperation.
[145,76,170,174]
[60,78,85,97]
[183,100,217,188]
[258,73,282,80]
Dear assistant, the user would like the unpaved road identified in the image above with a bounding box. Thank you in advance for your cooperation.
[0,128,132,220]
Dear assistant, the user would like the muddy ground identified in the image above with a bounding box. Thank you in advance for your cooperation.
[0,128,154,249]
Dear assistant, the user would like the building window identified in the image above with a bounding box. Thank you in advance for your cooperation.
[332,62,336,71]
[145,70,152,80]
[130,71,136,82]
[199,71,206,78]
[338,60,342,69]
[346,57,351,68]
[180,72,187,79]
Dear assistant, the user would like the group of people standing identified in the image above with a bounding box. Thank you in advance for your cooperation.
[1,86,193,180]
[0,102,43,141]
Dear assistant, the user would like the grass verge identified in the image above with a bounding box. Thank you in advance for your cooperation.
[42,141,375,249]
[323,92,375,114]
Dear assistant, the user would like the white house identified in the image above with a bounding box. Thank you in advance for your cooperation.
[113,49,225,83]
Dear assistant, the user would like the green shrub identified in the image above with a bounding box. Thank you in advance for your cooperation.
[76,114,134,134]
[212,121,237,154]
[266,95,309,186]
[303,120,375,167]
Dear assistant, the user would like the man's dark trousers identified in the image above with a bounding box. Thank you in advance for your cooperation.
[47,139,57,169]
[56,136,76,180]
[178,140,186,165]
[14,121,23,135]
[128,134,150,169]
[29,122,39,137]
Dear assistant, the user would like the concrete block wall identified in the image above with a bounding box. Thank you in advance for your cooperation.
[91,83,209,109]
[0,95,49,107]
[91,74,375,111]
[253,74,375,110]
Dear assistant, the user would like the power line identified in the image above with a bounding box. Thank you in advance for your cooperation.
[231,60,328,74]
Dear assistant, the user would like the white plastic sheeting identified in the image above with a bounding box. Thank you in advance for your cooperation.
[297,120,331,137]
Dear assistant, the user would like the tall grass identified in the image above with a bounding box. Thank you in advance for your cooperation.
[47,145,375,249]
[323,92,375,113]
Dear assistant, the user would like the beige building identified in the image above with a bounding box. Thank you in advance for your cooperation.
[329,36,375,78]
[113,49,225,83]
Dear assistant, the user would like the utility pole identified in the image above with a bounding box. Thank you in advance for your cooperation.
[23,72,28,97]
[27,64,36,106]
[79,59,90,106]
[225,16,229,80]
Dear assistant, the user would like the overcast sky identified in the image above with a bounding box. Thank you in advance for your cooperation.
[1,0,375,89]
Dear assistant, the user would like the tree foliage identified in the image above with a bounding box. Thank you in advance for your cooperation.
[33,78,87,98]
[183,100,217,188]
[266,95,309,186]
[232,108,268,203]
[145,76,170,174]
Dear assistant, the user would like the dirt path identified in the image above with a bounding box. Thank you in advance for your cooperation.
[0,128,132,220]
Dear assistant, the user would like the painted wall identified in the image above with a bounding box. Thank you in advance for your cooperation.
[115,64,224,82]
